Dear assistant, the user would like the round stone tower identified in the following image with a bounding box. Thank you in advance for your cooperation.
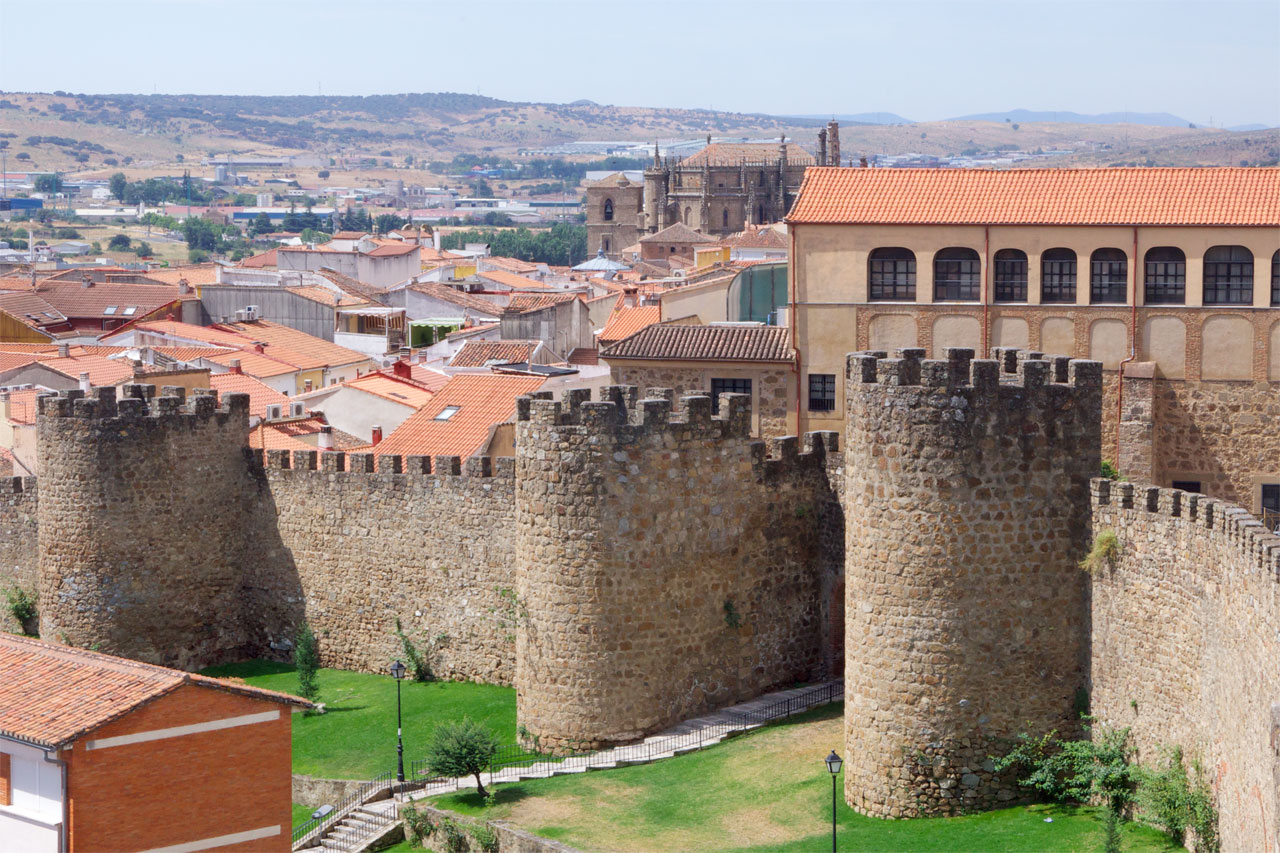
[37,384,254,670]
[843,347,1101,817]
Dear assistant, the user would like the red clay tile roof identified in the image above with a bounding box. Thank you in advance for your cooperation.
[366,243,419,257]
[567,347,599,366]
[127,319,369,371]
[142,265,219,286]
[639,222,718,245]
[0,633,309,748]
[374,373,545,459]
[248,416,363,452]
[475,269,550,290]
[343,371,436,408]
[209,372,292,419]
[35,353,139,386]
[450,340,541,368]
[2,387,41,425]
[504,293,578,314]
[787,167,1280,226]
[679,142,814,168]
[718,225,788,249]
[602,323,793,362]
[239,247,279,268]
[480,256,540,275]
[406,363,450,391]
[598,305,661,346]
[408,283,505,316]
[0,352,40,375]
[284,285,367,307]
[34,280,188,319]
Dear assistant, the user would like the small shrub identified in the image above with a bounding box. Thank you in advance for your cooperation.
[1080,529,1120,574]
[470,822,499,852]
[1103,805,1123,853]
[425,719,499,798]
[402,802,435,846]
[394,617,439,682]
[1100,460,1125,481]
[993,722,1136,815]
[1136,748,1219,852]
[4,585,37,634]
[723,599,742,630]
[294,621,320,703]
[438,816,468,853]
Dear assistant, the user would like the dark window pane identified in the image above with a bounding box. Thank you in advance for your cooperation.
[808,373,836,412]
[869,248,916,301]
[1144,247,1186,305]
[993,249,1027,302]
[1203,245,1253,304]
[1272,250,1279,306]
[710,377,752,414]
[1172,480,1202,493]
[1041,248,1077,303]
[933,248,980,301]
[1090,248,1127,304]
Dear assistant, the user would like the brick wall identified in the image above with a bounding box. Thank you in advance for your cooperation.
[66,683,293,853]
[1090,480,1280,853]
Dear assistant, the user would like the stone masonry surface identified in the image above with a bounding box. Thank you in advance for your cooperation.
[1091,479,1280,853]
[0,477,37,633]
[843,347,1101,817]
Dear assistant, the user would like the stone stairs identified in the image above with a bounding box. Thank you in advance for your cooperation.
[314,802,398,853]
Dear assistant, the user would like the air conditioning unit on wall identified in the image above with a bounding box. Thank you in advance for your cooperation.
[289,402,305,418]
[265,404,283,420]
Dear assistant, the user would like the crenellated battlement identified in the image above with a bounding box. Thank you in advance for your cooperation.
[1092,478,1280,580]
[254,447,515,479]
[846,346,1102,394]
[516,384,753,439]
[36,383,250,422]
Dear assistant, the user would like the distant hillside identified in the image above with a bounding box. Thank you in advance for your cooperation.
[787,112,915,125]
[947,108,1194,128]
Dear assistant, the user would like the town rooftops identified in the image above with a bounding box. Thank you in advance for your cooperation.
[208,371,292,420]
[342,370,436,408]
[786,166,1280,227]
[639,222,718,245]
[407,282,505,316]
[450,340,543,368]
[0,633,309,750]
[598,304,661,346]
[603,322,794,363]
[679,142,815,168]
[475,269,551,290]
[119,319,369,371]
[504,292,579,314]
[374,373,546,459]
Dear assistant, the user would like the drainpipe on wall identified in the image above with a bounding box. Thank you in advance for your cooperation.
[982,226,991,357]
[1115,226,1140,467]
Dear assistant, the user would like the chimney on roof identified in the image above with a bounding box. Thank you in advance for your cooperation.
[623,285,639,308]
[178,278,190,295]
[57,343,69,358]
[78,372,91,394]
[229,358,242,375]
[860,156,869,168]
[319,425,334,451]
[81,273,93,289]
[371,425,383,446]
[254,343,265,354]
[392,360,411,379]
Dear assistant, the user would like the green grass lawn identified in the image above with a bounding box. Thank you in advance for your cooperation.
[292,803,315,827]
[430,704,1178,853]
[200,660,516,779]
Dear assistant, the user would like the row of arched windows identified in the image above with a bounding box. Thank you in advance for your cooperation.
[868,246,1280,306]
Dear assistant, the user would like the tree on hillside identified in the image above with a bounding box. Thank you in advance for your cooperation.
[109,172,127,203]
[424,719,499,797]
[251,212,273,236]
[108,234,131,250]
[34,174,62,194]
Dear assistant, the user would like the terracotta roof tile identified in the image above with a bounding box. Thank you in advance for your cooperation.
[480,256,540,275]
[475,269,550,290]
[209,372,292,419]
[602,323,793,362]
[374,373,545,459]
[408,283,505,316]
[142,265,219,286]
[36,353,138,386]
[679,142,814,168]
[239,247,278,268]
[504,293,578,314]
[366,243,419,257]
[34,280,187,319]
[0,634,308,749]
[787,166,1280,226]
[639,222,718,245]
[284,285,367,307]
[717,225,788,249]
[0,352,40,375]
[128,319,369,371]
[344,371,436,408]
[450,340,541,368]
[248,416,362,452]
[567,347,599,366]
[2,387,41,424]
[407,363,450,391]
[598,305,661,346]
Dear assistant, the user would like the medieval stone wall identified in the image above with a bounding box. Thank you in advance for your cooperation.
[843,347,1101,818]
[1090,480,1280,853]
[604,363,791,437]
[247,451,516,684]
[513,386,837,751]
[36,385,257,670]
[0,477,38,632]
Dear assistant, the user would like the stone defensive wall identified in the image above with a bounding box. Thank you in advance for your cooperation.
[0,475,37,633]
[247,445,517,684]
[1090,479,1280,853]
[843,347,1101,817]
[514,386,842,751]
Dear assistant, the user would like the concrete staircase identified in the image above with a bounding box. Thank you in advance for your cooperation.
[314,802,399,853]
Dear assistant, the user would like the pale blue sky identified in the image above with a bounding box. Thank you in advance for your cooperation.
[0,0,1276,127]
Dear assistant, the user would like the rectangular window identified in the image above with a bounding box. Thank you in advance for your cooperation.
[1090,257,1128,304]
[710,377,752,414]
[933,259,980,301]
[1041,258,1077,303]
[993,258,1027,302]
[1171,480,1202,493]
[1203,259,1253,304]
[869,258,916,301]
[1262,483,1280,532]
[808,374,836,412]
[1145,260,1186,304]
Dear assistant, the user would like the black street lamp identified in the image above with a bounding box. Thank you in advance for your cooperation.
[824,749,843,852]
[391,659,407,784]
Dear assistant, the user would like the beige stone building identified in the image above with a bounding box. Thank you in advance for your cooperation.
[786,166,1280,512]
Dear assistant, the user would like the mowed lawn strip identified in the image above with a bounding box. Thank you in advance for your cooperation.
[430,704,1178,853]
[200,659,517,779]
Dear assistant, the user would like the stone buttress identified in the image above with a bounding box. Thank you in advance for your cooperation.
[842,348,1102,817]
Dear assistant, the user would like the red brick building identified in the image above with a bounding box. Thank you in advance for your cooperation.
[0,634,309,852]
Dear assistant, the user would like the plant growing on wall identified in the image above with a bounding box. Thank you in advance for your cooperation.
[492,587,528,644]
[424,718,500,799]
[4,585,37,635]
[723,599,743,630]
[295,620,321,703]
[992,722,1137,816]
[1136,747,1219,853]
[394,618,446,682]
[1100,460,1126,481]
[1080,529,1121,574]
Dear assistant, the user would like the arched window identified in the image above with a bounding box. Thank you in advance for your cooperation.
[934,247,980,301]
[756,204,765,223]
[1145,247,1186,304]
[1090,248,1127,304]
[993,249,1027,302]
[868,248,916,301]
[758,170,766,186]
[602,198,614,222]
[1041,248,1077,303]
[683,207,691,225]
[722,208,729,229]
[1203,245,1253,304]
[1272,250,1279,306]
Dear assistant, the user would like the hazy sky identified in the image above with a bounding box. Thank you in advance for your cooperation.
[1,0,1276,127]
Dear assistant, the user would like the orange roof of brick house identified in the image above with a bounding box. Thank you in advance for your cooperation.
[343,371,436,408]
[34,352,138,386]
[284,285,368,308]
[602,323,794,362]
[123,319,369,371]
[598,304,661,346]
[209,372,292,419]
[0,352,41,375]
[366,243,420,258]
[0,633,309,749]
[374,373,545,459]
[680,142,815,168]
[786,167,1280,227]
[450,340,542,368]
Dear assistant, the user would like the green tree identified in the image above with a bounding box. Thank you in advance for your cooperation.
[250,212,273,236]
[109,172,127,203]
[34,173,62,194]
[108,233,132,250]
[295,621,321,702]
[134,241,153,257]
[424,719,499,797]
[374,213,405,234]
